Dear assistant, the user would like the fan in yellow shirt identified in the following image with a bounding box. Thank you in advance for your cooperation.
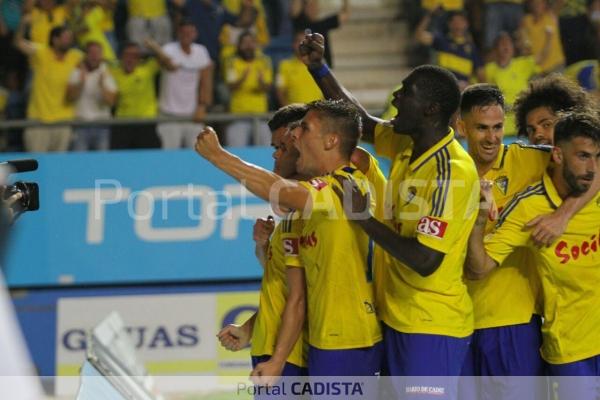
[225,31,273,147]
[14,23,83,152]
[198,100,382,380]
[466,112,600,398]
[217,104,310,386]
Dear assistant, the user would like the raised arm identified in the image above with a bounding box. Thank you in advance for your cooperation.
[144,38,177,71]
[414,11,434,46]
[195,127,311,212]
[298,33,385,143]
[13,14,35,57]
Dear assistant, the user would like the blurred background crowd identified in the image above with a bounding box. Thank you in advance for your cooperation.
[0,0,598,152]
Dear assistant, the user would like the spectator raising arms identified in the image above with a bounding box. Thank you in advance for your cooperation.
[14,20,83,152]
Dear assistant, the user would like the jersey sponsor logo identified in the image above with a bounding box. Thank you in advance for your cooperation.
[299,231,318,248]
[283,238,300,256]
[309,179,327,191]
[495,176,509,195]
[416,216,448,239]
[554,230,600,264]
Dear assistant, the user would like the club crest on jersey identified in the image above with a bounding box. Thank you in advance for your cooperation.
[309,179,327,191]
[416,216,448,239]
[596,196,600,208]
[495,176,509,195]
[283,238,300,256]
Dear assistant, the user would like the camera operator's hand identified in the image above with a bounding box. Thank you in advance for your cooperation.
[0,190,23,225]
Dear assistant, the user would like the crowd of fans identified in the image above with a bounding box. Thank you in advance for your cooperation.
[402,0,600,135]
[0,0,348,152]
[0,0,598,152]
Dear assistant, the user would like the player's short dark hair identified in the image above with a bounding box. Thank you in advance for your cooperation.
[306,99,362,159]
[268,104,309,132]
[49,25,69,46]
[460,84,505,116]
[410,65,461,126]
[554,111,600,146]
[514,74,590,137]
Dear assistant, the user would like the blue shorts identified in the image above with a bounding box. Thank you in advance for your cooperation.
[384,324,471,399]
[462,315,545,376]
[548,354,600,400]
[307,341,383,376]
[251,355,307,376]
[459,315,546,399]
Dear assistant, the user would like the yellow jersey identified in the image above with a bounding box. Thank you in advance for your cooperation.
[27,45,83,122]
[251,212,306,367]
[468,143,550,329]
[374,123,479,338]
[29,6,69,45]
[486,173,600,364]
[484,57,540,136]
[276,57,323,105]
[362,151,389,315]
[112,59,160,118]
[421,0,464,10]
[78,6,116,61]
[521,13,565,73]
[127,0,166,19]
[226,56,272,114]
[297,165,382,350]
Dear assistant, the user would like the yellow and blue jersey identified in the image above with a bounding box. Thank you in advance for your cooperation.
[297,165,382,350]
[468,143,551,329]
[432,35,483,82]
[486,173,600,364]
[251,212,306,367]
[374,124,479,338]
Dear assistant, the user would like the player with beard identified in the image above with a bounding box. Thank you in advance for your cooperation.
[466,111,600,398]
[217,104,310,385]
